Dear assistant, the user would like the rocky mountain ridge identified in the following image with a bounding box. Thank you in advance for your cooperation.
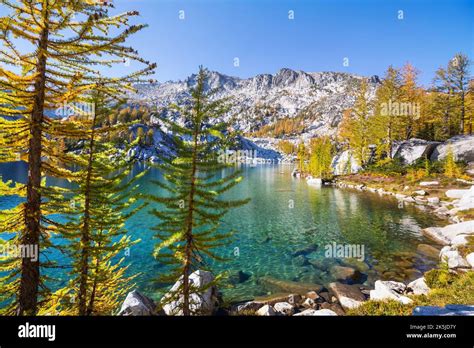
[129,68,380,138]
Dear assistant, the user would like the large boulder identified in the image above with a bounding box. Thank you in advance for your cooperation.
[466,253,474,268]
[439,246,470,269]
[331,150,361,176]
[454,186,474,211]
[430,135,474,162]
[393,139,440,165]
[118,290,157,316]
[328,282,366,310]
[413,305,474,316]
[161,270,219,316]
[407,277,430,296]
[423,220,474,245]
[369,280,413,305]
[445,189,469,199]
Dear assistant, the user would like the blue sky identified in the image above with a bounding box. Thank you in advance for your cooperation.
[2,0,473,85]
[113,0,473,86]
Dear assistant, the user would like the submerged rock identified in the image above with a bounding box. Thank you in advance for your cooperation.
[416,244,440,259]
[341,258,370,273]
[118,290,157,316]
[227,270,251,285]
[293,255,310,267]
[330,265,363,284]
[292,244,318,257]
[258,276,323,295]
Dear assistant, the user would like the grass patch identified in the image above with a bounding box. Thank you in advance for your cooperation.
[347,270,474,316]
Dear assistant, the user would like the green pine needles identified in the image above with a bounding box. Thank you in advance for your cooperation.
[145,67,250,316]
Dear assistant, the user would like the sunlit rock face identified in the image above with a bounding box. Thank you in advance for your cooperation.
[130,68,380,137]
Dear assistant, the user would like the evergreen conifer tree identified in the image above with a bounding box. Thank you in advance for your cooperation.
[145,67,249,316]
[0,0,155,315]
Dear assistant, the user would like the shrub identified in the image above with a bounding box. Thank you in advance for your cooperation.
[277,140,295,155]
[364,157,406,176]
[443,146,462,178]
[406,168,427,182]
[424,267,456,288]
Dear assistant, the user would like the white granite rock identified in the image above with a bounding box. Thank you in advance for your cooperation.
[256,304,276,316]
[118,290,157,316]
[161,270,218,316]
[423,220,474,245]
[369,280,413,305]
[407,277,430,296]
[293,308,338,316]
[439,246,470,269]
[273,302,295,316]
[466,253,474,268]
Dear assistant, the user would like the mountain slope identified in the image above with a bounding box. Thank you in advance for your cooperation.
[130,68,380,138]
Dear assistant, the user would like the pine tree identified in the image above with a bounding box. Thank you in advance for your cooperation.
[296,141,307,173]
[431,67,458,139]
[400,63,422,139]
[39,90,145,316]
[136,127,145,146]
[338,80,372,167]
[308,137,334,179]
[146,128,154,146]
[371,66,403,161]
[0,0,155,315]
[145,67,249,316]
[443,145,462,178]
[447,53,471,134]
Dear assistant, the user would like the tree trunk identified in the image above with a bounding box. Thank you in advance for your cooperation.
[460,92,465,134]
[79,113,97,315]
[18,14,49,316]
[182,117,200,316]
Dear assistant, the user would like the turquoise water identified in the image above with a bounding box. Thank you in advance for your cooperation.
[0,163,442,302]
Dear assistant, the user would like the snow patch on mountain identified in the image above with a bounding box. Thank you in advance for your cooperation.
[130,68,380,138]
